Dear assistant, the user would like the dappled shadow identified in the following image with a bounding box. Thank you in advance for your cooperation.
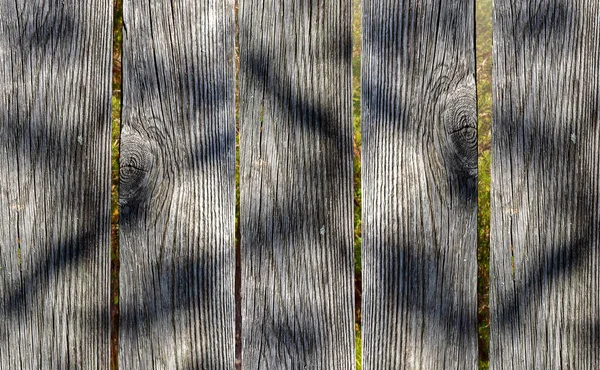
[118,250,232,369]
[366,233,477,368]
[117,0,236,368]
[2,0,598,369]
[1,230,100,317]
[361,0,479,368]
[0,0,112,368]
[237,0,355,368]
[491,1,600,368]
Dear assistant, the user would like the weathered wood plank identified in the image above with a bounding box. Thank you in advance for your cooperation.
[118,0,236,368]
[238,0,355,368]
[0,1,112,368]
[361,1,478,368]
[491,1,600,368]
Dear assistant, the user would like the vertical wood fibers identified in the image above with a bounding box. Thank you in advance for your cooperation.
[0,0,112,368]
[362,1,478,368]
[119,0,236,368]
[238,0,355,368]
[491,1,600,368]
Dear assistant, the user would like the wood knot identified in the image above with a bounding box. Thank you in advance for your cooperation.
[119,129,155,206]
[442,76,477,177]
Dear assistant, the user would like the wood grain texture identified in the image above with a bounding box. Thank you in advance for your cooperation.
[118,0,236,368]
[361,1,478,368]
[0,1,112,368]
[238,0,355,368]
[491,1,600,368]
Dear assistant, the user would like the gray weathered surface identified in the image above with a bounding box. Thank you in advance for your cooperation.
[361,1,478,368]
[238,0,355,368]
[491,1,600,368]
[0,1,112,368]
[118,0,236,368]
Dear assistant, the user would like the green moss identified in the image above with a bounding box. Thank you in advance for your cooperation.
[476,0,493,367]
[355,327,363,370]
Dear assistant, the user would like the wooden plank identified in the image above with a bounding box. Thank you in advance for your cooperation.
[118,0,236,368]
[361,1,478,368]
[238,0,355,368]
[491,1,600,368]
[0,1,112,368]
